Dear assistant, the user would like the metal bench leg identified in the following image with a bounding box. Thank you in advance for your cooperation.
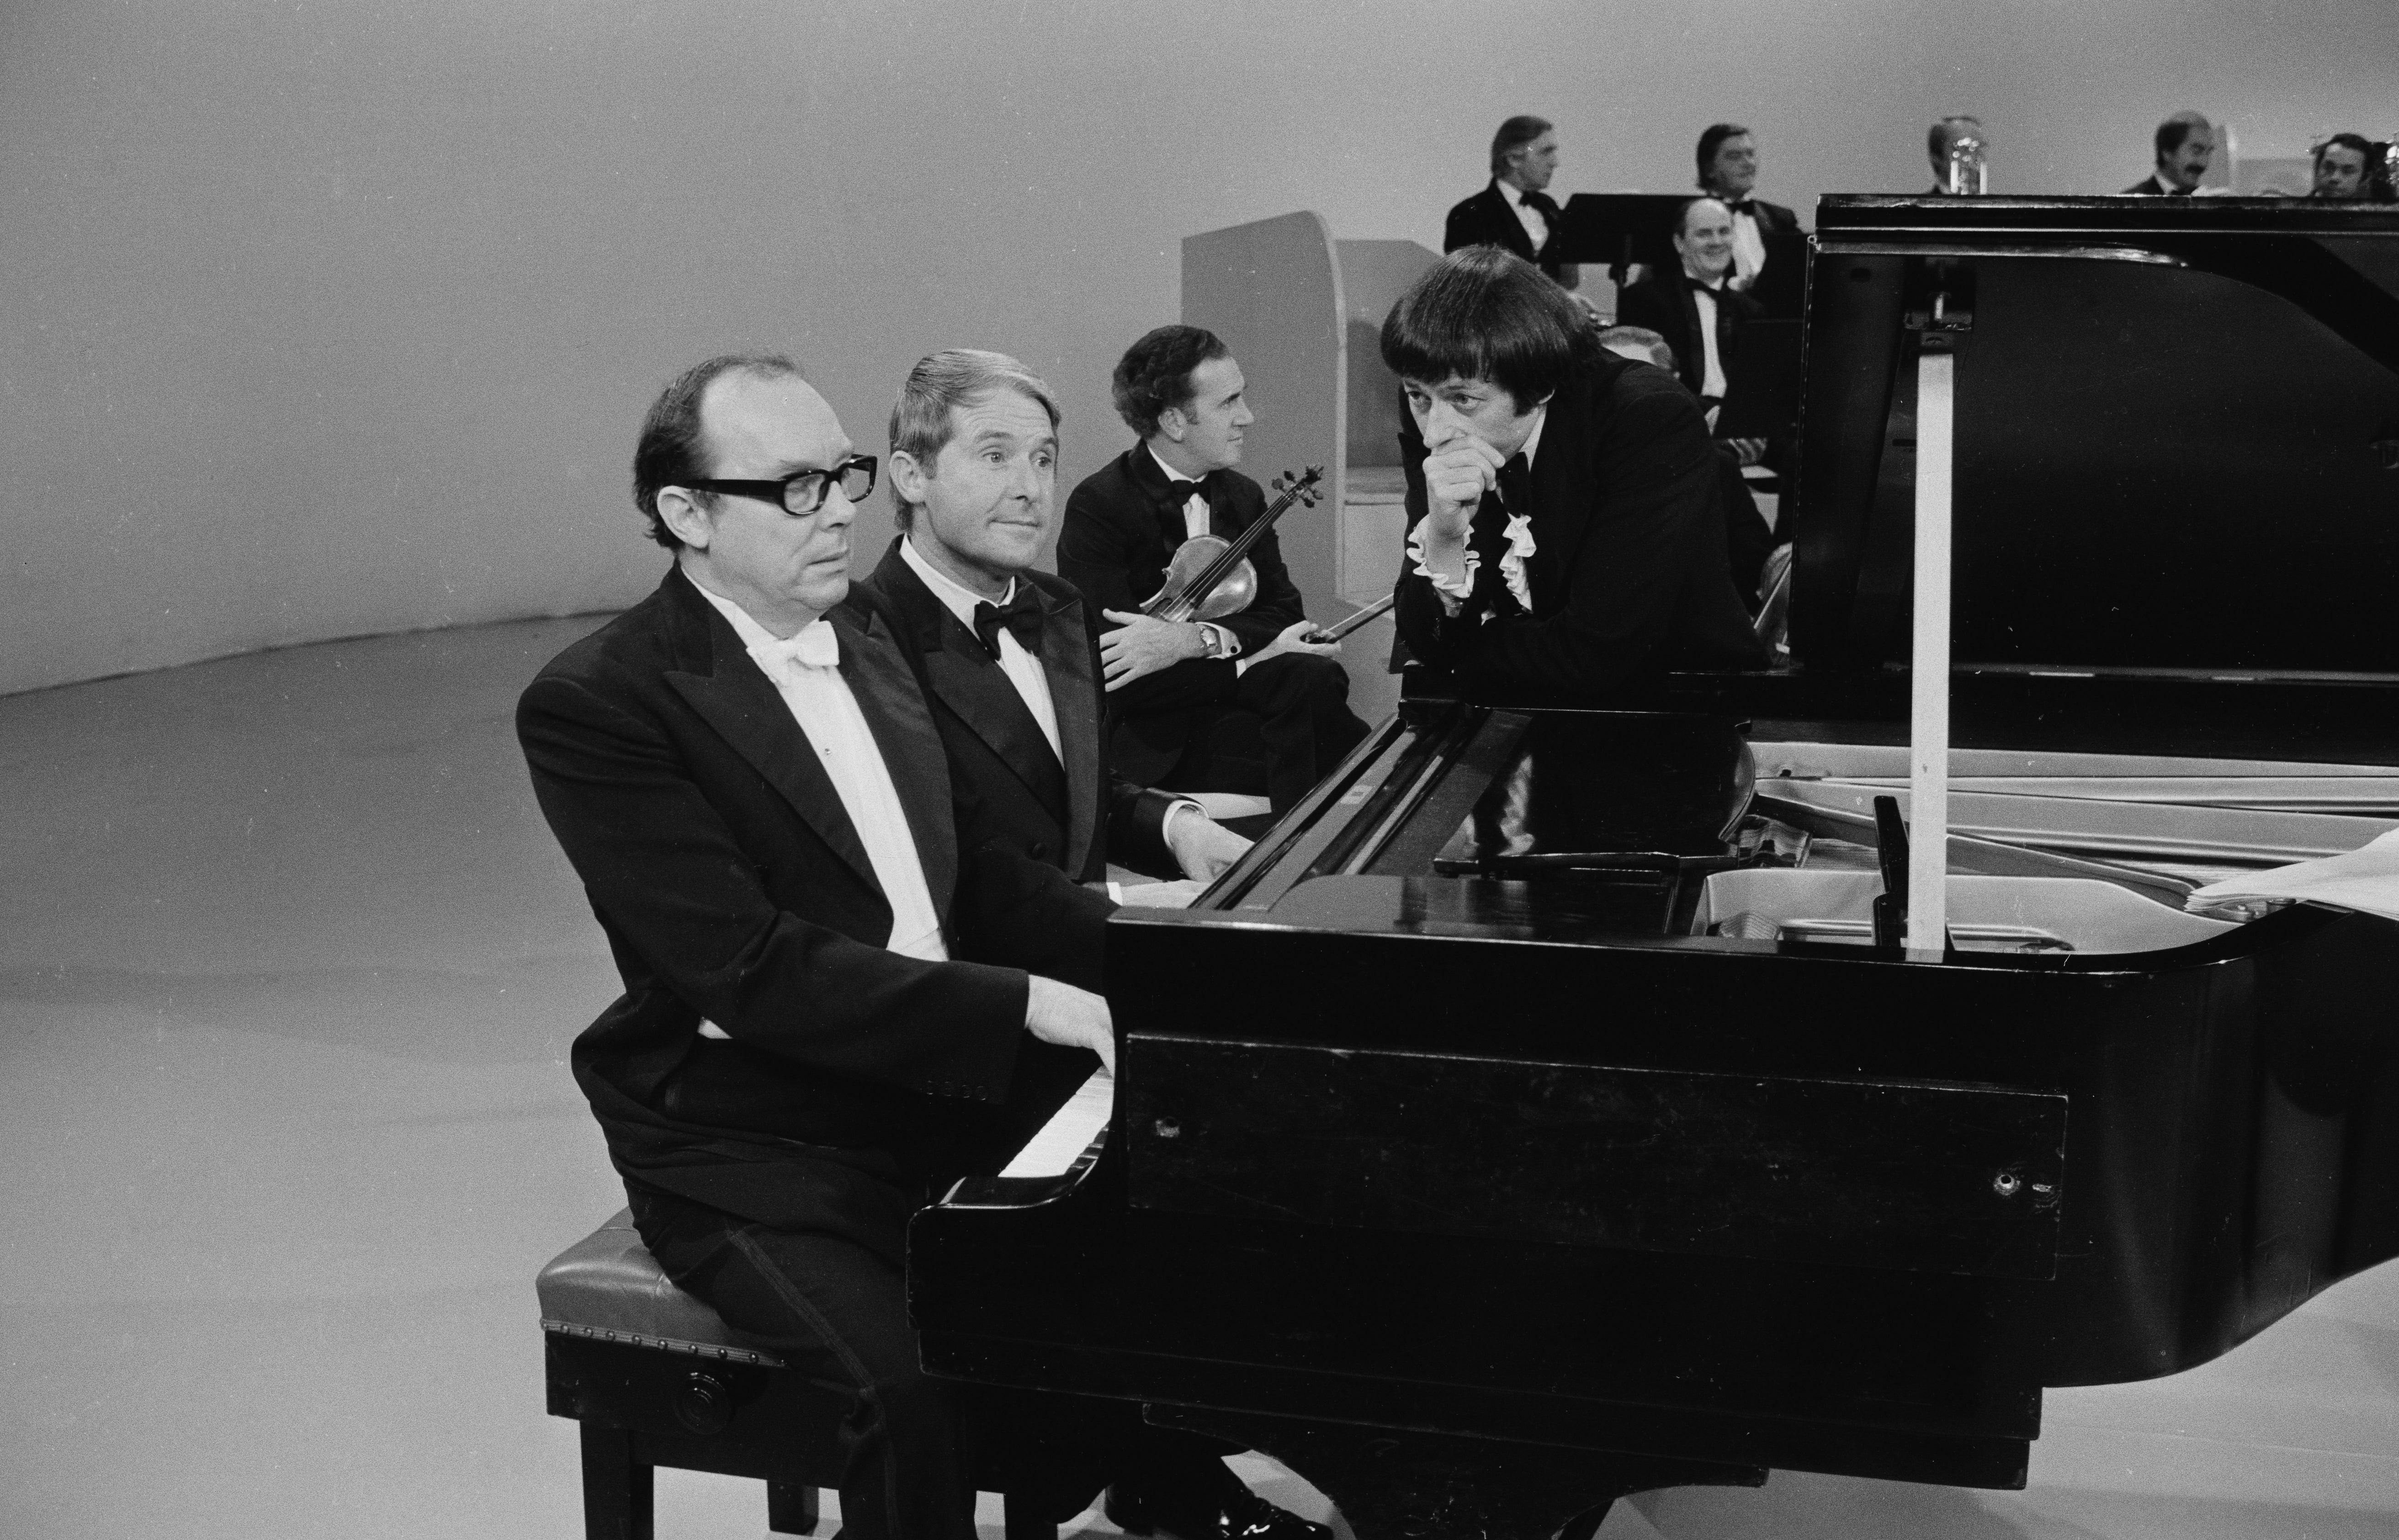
[578,1423,653,1540]
[1002,1493,1058,1540]
[768,1482,822,1535]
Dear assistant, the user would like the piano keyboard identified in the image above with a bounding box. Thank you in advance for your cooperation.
[998,1068,1114,1179]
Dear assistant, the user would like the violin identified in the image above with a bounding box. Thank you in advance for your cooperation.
[1140,466,1325,623]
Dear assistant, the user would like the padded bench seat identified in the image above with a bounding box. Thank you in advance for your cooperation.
[538,1209,1057,1540]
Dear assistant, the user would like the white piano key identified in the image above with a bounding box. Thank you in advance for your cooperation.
[998,1069,1114,1179]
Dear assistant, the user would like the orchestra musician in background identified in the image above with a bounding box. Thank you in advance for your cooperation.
[1926,115,1988,193]
[860,349,1253,893]
[1059,326,1368,819]
[2126,111,2217,195]
[1445,114,1580,290]
[1386,247,1764,699]
[1613,197,1770,466]
[2312,133,2376,201]
[1693,123,1804,314]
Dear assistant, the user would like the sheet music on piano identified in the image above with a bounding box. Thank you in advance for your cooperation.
[998,1068,1115,1179]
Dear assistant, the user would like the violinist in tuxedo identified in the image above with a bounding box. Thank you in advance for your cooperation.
[1387,247,1764,701]
[1693,123,1804,316]
[1058,325,1368,816]
[517,354,1326,1540]
[1444,114,1579,289]
[860,348,1251,887]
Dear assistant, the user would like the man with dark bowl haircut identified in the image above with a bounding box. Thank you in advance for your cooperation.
[860,348,1253,889]
[1385,248,1765,699]
[1059,325,1368,818]
[516,355,1327,1540]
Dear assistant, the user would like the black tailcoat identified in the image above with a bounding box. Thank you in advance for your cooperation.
[517,564,1110,1257]
[1392,350,1767,700]
[1444,179,1574,285]
[860,537,1179,883]
[1614,270,1768,401]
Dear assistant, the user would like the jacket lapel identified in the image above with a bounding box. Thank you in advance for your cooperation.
[873,543,1070,835]
[663,576,881,895]
[922,614,1069,827]
[833,602,958,922]
[1037,584,1102,875]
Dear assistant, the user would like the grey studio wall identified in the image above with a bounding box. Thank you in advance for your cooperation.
[3,0,2393,698]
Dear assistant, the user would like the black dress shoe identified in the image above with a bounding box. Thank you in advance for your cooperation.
[1103,1475,1334,1540]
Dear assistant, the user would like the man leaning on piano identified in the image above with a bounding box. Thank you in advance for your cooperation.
[516,352,1327,1540]
[1388,245,1766,699]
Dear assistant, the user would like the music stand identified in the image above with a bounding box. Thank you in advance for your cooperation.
[1553,194,1690,285]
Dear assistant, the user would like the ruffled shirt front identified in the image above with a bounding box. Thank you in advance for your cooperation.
[1406,405,1547,621]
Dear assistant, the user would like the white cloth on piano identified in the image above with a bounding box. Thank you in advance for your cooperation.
[2190,826,2399,924]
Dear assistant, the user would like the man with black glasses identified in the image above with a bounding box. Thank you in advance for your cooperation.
[517,355,1320,1538]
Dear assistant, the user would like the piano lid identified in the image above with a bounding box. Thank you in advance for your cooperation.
[1790,196,2399,681]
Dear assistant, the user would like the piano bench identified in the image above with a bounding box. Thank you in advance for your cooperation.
[538,1209,1059,1540]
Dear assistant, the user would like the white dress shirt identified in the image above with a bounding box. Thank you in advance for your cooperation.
[1687,265,1730,402]
[1497,178,1550,254]
[1726,203,1767,291]
[690,579,947,967]
[899,535,1062,764]
[1407,405,1546,619]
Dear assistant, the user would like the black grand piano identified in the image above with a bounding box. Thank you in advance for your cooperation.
[911,197,2399,1537]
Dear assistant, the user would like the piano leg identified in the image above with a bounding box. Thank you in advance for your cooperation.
[1142,1407,1762,1540]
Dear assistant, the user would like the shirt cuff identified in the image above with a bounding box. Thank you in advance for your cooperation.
[1406,523,1476,618]
[1200,622,1240,659]
[1158,798,1207,857]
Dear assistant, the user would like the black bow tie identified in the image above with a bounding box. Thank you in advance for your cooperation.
[1165,473,1212,505]
[1521,188,1560,216]
[1725,199,1756,217]
[1689,276,1728,296]
[971,587,1043,660]
[1496,452,1533,512]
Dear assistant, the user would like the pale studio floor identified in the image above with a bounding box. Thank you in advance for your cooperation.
[5,616,2399,1540]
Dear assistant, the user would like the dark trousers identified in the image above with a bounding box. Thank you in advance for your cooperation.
[629,1184,1236,1540]
[1136,653,1369,813]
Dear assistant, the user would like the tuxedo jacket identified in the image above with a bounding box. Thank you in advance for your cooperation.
[1058,446,1311,784]
[1393,350,1767,700]
[1613,270,1768,401]
[1445,180,1575,285]
[517,564,1112,1252]
[2123,174,2187,196]
[859,538,1179,884]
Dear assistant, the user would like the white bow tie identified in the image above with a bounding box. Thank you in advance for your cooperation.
[748,619,839,682]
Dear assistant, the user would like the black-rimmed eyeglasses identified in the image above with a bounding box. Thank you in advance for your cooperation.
[689,456,877,515]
